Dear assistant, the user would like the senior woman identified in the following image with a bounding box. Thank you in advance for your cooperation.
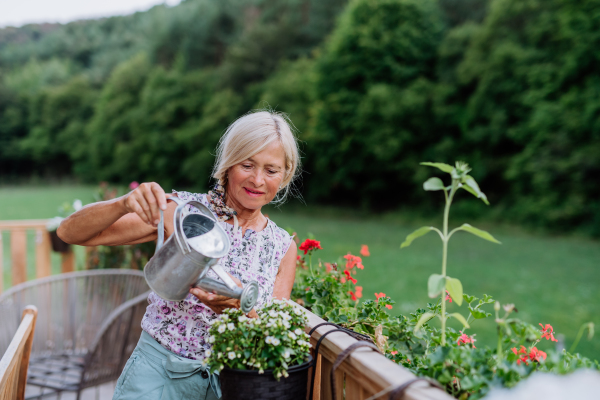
[57,111,300,400]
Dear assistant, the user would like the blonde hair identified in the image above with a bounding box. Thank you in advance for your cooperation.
[212,110,300,203]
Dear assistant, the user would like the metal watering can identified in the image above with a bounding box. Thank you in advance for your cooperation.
[143,197,259,313]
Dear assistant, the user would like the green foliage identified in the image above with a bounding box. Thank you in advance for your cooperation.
[1,0,600,235]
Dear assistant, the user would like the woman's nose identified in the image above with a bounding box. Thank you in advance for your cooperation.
[250,170,265,186]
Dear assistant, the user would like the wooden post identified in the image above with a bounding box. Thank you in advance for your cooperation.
[0,231,3,294]
[35,229,51,279]
[346,376,365,400]
[10,230,27,285]
[61,250,75,273]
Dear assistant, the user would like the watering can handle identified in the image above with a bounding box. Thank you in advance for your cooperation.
[155,197,217,252]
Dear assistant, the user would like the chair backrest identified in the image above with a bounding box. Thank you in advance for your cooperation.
[81,291,150,389]
[0,270,149,358]
[0,306,38,400]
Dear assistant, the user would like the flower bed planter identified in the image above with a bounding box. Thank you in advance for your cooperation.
[220,356,312,400]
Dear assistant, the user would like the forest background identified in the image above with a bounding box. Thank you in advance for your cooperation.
[1,0,599,236]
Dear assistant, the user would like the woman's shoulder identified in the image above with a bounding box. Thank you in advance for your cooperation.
[266,218,294,247]
[171,190,209,205]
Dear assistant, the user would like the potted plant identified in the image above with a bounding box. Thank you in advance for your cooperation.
[206,300,312,400]
[46,199,83,252]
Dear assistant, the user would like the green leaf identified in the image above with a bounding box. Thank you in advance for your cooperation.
[456,224,501,244]
[445,277,463,306]
[428,274,445,298]
[449,313,470,329]
[400,226,434,248]
[413,312,435,333]
[469,307,490,319]
[461,176,490,205]
[423,177,445,191]
[420,162,454,173]
[463,294,477,304]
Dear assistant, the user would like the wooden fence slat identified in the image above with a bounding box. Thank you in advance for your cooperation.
[346,376,365,400]
[10,230,27,285]
[35,229,51,279]
[61,250,75,273]
[321,357,334,400]
[0,231,3,294]
[309,352,322,400]
[333,370,344,400]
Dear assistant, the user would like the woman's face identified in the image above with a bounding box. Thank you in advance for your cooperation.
[226,140,286,211]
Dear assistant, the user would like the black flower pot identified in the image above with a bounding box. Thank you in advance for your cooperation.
[220,357,312,400]
[49,231,70,253]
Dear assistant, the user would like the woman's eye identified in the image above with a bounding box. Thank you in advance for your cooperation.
[267,170,278,175]
[242,164,252,169]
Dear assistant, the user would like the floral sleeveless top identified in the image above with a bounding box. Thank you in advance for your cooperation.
[141,191,293,360]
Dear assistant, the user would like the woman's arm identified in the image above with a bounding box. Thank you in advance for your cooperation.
[272,240,298,300]
[57,182,173,246]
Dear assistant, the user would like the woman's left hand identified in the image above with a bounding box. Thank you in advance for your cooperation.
[189,275,258,317]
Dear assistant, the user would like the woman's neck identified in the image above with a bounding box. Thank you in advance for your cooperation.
[225,194,267,232]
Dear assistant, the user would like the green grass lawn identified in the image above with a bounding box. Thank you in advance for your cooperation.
[1,185,598,361]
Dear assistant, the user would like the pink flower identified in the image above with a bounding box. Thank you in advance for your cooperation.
[374,292,386,301]
[457,332,476,348]
[385,304,393,310]
[390,351,398,355]
[129,181,140,190]
[445,290,452,303]
[360,245,370,257]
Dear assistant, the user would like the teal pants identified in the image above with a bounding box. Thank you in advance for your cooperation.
[113,331,221,400]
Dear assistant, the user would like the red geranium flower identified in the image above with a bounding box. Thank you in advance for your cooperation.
[299,239,322,255]
[539,323,558,342]
[355,286,363,299]
[375,292,386,301]
[344,270,357,284]
[360,245,370,257]
[348,291,357,301]
[445,290,452,303]
[529,347,547,362]
[343,254,364,270]
[386,304,393,310]
[457,332,476,348]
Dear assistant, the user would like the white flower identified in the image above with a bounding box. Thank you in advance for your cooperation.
[253,318,261,324]
[276,371,282,379]
[281,312,291,321]
[265,336,273,344]
[221,315,229,322]
[269,310,278,318]
[204,349,212,358]
[227,323,235,331]
[208,336,216,344]
[238,316,248,323]
[73,199,83,211]
[294,308,302,315]
[228,352,236,360]
[218,352,223,358]
[272,338,281,346]
[283,321,290,329]
[218,324,226,333]
[294,328,303,336]
[288,332,297,340]
[283,350,291,359]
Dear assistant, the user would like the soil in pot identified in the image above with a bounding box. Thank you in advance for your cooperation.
[219,356,312,400]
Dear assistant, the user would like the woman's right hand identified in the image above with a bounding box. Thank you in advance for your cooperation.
[121,182,168,227]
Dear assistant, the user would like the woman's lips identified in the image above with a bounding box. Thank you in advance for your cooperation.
[244,187,264,197]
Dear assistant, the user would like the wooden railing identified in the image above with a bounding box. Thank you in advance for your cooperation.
[0,220,74,294]
[293,301,452,400]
